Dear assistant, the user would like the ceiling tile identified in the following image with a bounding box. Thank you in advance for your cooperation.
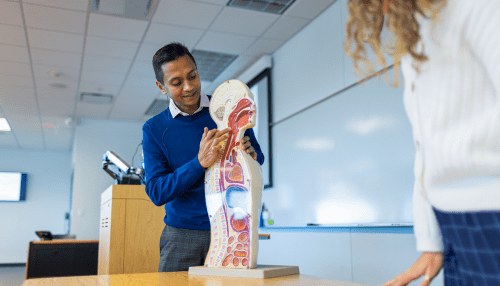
[109,77,159,120]
[191,0,228,5]
[129,60,155,79]
[0,62,31,77]
[210,7,278,37]
[27,29,84,53]
[30,49,82,68]
[0,1,23,26]
[153,0,223,29]
[0,44,29,63]
[22,0,89,12]
[136,43,163,61]
[81,70,126,86]
[32,65,80,81]
[79,83,120,96]
[0,75,33,87]
[82,55,132,74]
[39,97,76,117]
[37,86,77,101]
[0,87,36,105]
[23,4,87,34]
[85,36,140,59]
[284,0,336,19]
[35,79,78,94]
[244,37,284,56]
[143,23,204,47]
[87,14,149,41]
[262,16,310,40]
[196,31,255,55]
[75,101,113,119]
[0,24,27,46]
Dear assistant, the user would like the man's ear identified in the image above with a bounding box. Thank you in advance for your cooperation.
[156,80,167,94]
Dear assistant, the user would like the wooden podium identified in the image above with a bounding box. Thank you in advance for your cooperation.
[98,184,165,275]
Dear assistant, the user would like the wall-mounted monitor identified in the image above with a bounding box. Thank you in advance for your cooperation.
[0,172,27,201]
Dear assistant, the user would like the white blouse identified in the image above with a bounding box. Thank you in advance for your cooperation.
[401,0,500,251]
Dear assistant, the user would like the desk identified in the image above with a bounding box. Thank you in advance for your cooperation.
[22,271,368,286]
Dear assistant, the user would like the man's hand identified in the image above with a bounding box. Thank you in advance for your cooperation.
[198,127,231,168]
[381,252,443,286]
[240,136,257,161]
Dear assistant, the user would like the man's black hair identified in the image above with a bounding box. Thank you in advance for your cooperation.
[152,42,197,85]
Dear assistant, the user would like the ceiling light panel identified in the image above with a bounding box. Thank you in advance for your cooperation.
[91,0,158,21]
[191,50,238,82]
[0,118,11,131]
[226,0,296,15]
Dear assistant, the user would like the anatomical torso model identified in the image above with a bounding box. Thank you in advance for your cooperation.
[204,79,263,269]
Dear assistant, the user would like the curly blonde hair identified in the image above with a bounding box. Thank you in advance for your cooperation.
[344,0,446,86]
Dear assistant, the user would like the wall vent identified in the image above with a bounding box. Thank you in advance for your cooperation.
[145,98,170,116]
[192,49,238,82]
[227,0,296,15]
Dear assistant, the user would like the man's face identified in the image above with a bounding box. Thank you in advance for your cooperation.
[156,54,201,114]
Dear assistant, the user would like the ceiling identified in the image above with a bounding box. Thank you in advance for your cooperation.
[0,0,336,151]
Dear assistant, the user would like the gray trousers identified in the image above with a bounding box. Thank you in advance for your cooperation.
[158,224,211,272]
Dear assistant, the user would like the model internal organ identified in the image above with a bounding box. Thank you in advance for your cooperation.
[204,80,263,269]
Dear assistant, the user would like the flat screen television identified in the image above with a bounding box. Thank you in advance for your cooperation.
[0,172,27,201]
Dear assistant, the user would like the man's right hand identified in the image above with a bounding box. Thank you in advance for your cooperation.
[198,127,231,169]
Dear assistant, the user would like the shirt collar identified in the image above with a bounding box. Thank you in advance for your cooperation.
[169,91,209,118]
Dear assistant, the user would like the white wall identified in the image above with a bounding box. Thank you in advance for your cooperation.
[70,118,143,239]
[260,0,444,285]
[0,149,72,263]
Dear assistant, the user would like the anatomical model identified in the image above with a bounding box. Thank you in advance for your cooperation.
[204,79,263,269]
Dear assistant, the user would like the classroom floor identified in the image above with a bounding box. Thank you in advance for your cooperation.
[0,265,25,286]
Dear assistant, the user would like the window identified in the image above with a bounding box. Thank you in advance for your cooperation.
[247,68,273,188]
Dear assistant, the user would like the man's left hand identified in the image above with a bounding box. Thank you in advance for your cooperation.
[240,136,257,161]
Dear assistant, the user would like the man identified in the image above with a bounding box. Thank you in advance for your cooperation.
[142,42,264,272]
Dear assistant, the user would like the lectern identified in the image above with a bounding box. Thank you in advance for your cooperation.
[98,184,164,275]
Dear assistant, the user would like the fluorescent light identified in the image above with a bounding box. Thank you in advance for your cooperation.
[0,118,11,131]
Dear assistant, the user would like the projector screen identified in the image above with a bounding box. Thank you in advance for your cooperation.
[0,172,27,201]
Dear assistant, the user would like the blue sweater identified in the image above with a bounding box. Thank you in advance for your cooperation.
[142,100,264,230]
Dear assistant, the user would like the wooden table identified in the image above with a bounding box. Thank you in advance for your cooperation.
[22,271,368,285]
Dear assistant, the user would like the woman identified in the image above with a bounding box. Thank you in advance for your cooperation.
[345,0,500,285]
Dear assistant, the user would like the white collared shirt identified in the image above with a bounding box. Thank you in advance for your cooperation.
[168,92,209,118]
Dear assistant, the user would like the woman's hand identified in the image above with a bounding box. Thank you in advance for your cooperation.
[381,252,443,286]
[198,127,231,168]
[240,136,257,160]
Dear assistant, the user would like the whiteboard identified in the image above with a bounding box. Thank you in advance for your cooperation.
[262,77,416,227]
